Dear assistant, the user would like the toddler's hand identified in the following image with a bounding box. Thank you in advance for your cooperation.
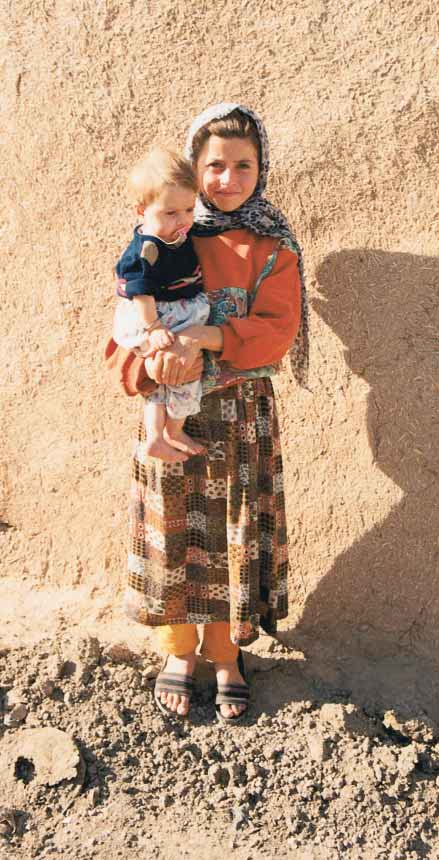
[148,326,175,350]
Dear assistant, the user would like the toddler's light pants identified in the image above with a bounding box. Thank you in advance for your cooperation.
[146,292,210,419]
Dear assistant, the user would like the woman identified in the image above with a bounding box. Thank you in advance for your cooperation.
[123,103,308,723]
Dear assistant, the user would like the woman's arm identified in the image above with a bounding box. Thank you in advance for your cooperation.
[217,249,301,369]
[145,247,301,383]
[185,325,224,352]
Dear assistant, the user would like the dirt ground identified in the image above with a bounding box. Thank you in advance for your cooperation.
[2,590,439,860]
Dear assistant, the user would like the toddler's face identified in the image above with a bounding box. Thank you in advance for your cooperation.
[141,186,196,243]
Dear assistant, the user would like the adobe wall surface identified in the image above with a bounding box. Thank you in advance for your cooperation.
[1,0,438,660]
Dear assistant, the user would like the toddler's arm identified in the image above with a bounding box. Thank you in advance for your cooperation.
[133,294,174,350]
[116,238,175,351]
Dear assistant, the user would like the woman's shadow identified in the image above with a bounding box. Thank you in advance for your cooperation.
[285,249,439,710]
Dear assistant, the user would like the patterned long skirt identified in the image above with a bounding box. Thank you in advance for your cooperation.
[123,378,289,646]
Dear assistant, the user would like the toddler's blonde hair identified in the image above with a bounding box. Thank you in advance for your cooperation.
[128,146,198,209]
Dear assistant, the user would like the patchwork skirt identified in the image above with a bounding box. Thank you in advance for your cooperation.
[123,378,289,646]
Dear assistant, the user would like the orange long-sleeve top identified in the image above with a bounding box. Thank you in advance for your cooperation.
[193,229,301,370]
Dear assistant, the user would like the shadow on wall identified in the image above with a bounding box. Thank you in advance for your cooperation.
[289,249,439,661]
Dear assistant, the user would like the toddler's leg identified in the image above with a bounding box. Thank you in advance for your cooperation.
[163,380,205,456]
[144,398,188,463]
[164,415,205,456]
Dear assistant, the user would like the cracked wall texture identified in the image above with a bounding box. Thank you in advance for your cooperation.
[1,0,438,660]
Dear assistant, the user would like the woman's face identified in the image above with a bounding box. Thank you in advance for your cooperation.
[196,135,259,212]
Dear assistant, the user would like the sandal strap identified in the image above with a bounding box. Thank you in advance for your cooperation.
[215,683,250,707]
[237,649,247,683]
[155,672,194,697]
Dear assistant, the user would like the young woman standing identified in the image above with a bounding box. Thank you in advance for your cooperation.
[122,103,308,723]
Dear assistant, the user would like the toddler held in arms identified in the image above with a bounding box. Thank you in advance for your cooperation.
[114,147,210,462]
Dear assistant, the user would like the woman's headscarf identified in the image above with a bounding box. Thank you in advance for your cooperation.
[185,102,309,387]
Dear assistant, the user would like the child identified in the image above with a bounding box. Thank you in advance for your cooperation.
[114,146,210,462]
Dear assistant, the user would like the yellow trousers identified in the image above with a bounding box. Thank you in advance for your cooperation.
[155,622,239,663]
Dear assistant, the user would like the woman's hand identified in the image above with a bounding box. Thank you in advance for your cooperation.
[145,328,203,386]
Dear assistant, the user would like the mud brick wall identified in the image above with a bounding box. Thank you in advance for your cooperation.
[2,0,438,660]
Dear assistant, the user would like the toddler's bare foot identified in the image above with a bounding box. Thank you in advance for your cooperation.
[163,427,205,456]
[145,438,188,463]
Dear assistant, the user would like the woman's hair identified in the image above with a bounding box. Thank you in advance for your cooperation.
[128,146,198,208]
[191,109,261,166]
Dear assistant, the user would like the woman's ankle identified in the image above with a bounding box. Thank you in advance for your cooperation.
[163,651,197,669]
[203,652,240,665]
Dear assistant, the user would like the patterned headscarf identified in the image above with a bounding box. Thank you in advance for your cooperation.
[185,102,309,386]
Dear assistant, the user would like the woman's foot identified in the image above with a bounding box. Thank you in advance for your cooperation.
[214,658,248,720]
[156,652,197,716]
[163,427,205,456]
[145,437,188,463]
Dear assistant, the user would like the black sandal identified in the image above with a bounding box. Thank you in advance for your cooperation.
[215,650,250,724]
[154,659,194,720]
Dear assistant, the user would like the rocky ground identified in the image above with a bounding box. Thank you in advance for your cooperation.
[2,631,439,860]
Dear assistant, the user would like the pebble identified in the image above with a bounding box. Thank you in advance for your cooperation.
[207,763,225,784]
[4,704,28,726]
[104,643,138,665]
[322,787,336,801]
[226,762,246,786]
[89,787,100,807]
[231,804,248,828]
[396,744,418,778]
[212,789,227,803]
[263,744,284,761]
[232,786,249,803]
[319,702,379,738]
[306,732,329,764]
[46,656,67,680]
[142,663,159,679]
[285,814,300,834]
[296,779,315,800]
[39,679,55,698]
[247,762,263,780]
[3,689,27,710]
[0,808,17,838]
[160,794,173,808]
[373,765,384,782]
